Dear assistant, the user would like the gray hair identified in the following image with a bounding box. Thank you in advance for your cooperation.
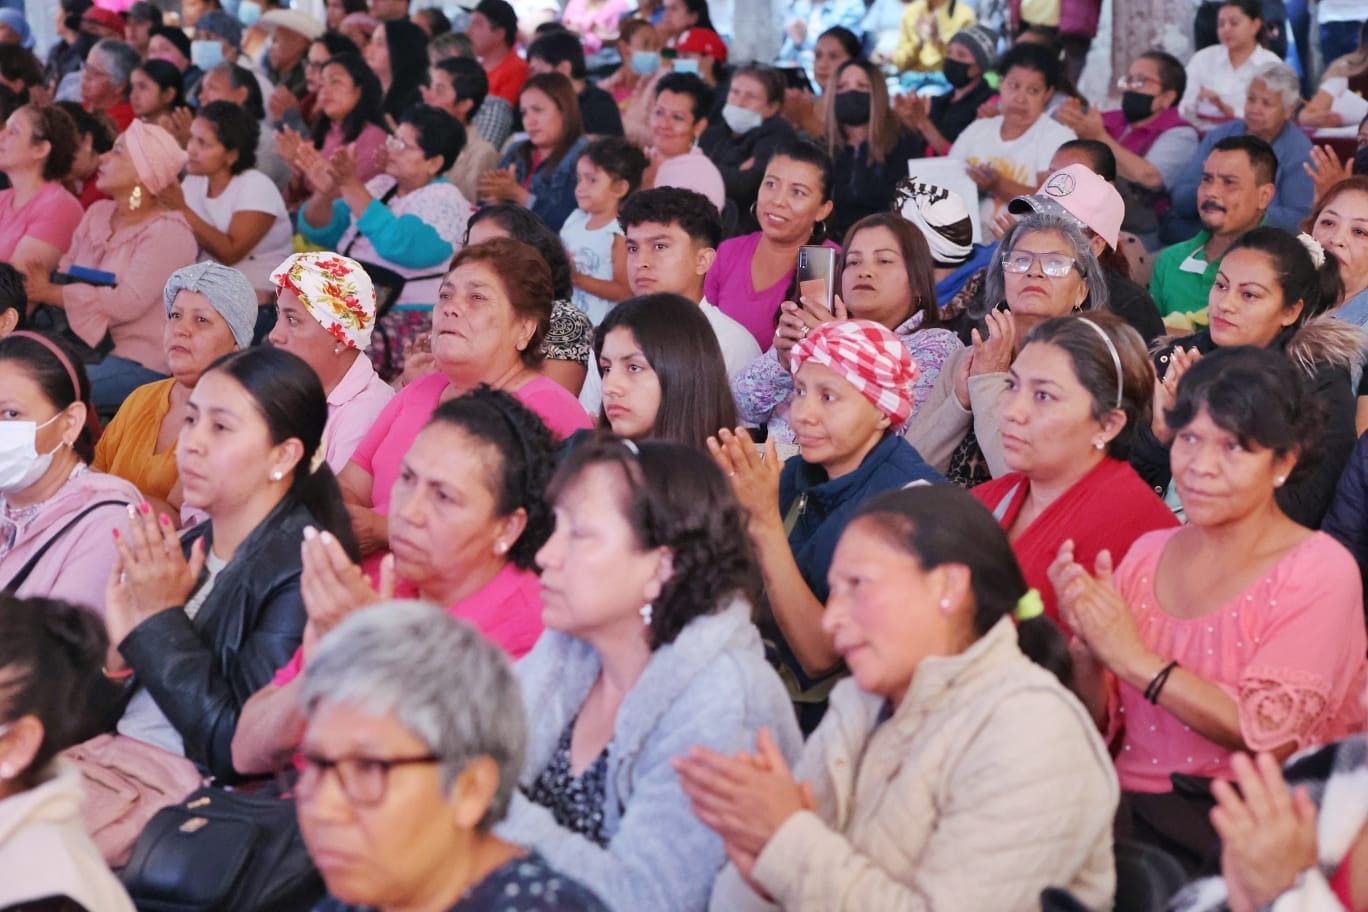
[301,601,527,830]
[163,262,258,350]
[1249,62,1300,112]
[981,211,1109,320]
[90,39,140,89]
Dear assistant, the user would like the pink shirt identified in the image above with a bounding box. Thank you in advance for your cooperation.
[271,563,544,686]
[350,372,590,517]
[560,0,631,54]
[705,233,841,349]
[60,202,197,372]
[1113,528,1367,793]
[323,354,395,473]
[0,182,84,262]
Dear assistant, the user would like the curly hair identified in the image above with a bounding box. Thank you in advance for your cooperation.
[547,437,760,649]
[427,386,557,570]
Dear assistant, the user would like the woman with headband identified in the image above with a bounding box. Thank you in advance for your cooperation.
[1133,227,1359,529]
[1052,346,1366,872]
[972,313,1176,629]
[22,119,196,416]
[0,332,139,614]
[267,253,393,473]
[712,319,944,733]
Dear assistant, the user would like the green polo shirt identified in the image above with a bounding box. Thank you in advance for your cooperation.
[1151,229,1219,332]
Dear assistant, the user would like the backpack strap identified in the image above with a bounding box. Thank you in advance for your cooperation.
[3,500,130,594]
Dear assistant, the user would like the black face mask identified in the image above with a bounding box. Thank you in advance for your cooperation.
[834,90,872,127]
[1120,90,1157,124]
[942,59,974,89]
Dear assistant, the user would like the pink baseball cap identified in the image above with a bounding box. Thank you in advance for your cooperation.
[1007,164,1123,250]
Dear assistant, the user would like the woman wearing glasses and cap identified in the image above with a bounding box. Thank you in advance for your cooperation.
[905,210,1108,486]
[971,313,1177,629]
[297,603,609,912]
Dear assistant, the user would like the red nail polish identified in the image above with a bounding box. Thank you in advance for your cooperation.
[159,514,170,526]
[139,502,151,515]
[112,529,120,539]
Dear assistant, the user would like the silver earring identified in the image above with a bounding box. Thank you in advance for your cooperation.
[1274,475,1287,487]
[939,598,951,611]
[270,471,284,482]
[639,603,653,626]
[495,541,508,555]
[1094,438,1106,451]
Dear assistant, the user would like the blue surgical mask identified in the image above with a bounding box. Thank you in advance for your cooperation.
[673,58,699,75]
[631,50,659,76]
[237,0,262,26]
[191,39,225,71]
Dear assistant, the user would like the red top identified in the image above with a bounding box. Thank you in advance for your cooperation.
[485,50,529,105]
[971,457,1178,633]
[1333,858,1366,911]
[103,101,135,133]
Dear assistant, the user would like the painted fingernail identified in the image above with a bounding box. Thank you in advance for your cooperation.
[112,529,121,539]
[139,502,151,515]
[159,514,170,526]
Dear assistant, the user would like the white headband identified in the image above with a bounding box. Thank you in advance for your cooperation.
[1076,318,1123,410]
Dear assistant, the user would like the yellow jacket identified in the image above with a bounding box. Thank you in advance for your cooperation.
[892,0,977,72]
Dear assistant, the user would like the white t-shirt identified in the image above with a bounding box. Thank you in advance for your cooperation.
[561,208,624,326]
[182,170,294,294]
[115,550,229,756]
[948,115,1077,224]
[700,297,762,379]
[1178,44,1282,121]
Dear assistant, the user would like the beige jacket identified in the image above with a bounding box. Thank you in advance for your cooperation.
[902,344,1010,477]
[709,617,1119,912]
[0,761,135,911]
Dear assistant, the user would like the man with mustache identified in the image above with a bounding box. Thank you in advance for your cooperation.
[1149,134,1276,332]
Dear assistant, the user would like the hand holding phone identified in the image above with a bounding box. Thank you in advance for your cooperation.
[796,246,836,315]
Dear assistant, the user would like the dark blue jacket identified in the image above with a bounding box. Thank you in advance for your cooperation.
[1323,433,1368,598]
[780,432,945,604]
[498,134,590,231]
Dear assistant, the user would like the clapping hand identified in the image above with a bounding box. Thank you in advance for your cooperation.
[707,428,782,534]
[104,503,206,649]
[1152,346,1201,445]
[299,525,396,663]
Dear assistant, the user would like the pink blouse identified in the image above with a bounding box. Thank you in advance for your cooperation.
[1113,528,1367,794]
[0,182,84,261]
[704,233,842,349]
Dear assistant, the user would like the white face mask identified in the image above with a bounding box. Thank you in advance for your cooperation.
[0,413,65,495]
[722,102,764,135]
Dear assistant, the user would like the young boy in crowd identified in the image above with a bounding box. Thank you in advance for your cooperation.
[562,136,646,326]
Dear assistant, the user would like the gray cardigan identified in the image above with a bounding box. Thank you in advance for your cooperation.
[498,599,803,912]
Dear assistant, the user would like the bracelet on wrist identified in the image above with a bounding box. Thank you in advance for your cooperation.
[1144,660,1179,704]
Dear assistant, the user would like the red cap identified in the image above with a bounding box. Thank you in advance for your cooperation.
[82,6,126,36]
[674,28,727,63]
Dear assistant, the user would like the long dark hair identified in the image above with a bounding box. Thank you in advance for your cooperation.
[312,52,386,147]
[0,595,108,788]
[547,438,759,649]
[466,203,574,301]
[0,333,97,462]
[425,387,557,571]
[594,294,737,448]
[841,212,944,330]
[515,71,582,176]
[378,19,428,120]
[203,348,359,560]
[134,58,187,112]
[850,485,1074,692]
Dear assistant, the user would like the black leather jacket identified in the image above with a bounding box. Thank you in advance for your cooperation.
[118,495,314,782]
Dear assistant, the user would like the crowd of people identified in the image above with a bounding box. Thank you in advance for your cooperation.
[2,0,1368,909]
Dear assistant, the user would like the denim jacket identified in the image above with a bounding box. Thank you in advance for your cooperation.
[498,135,591,231]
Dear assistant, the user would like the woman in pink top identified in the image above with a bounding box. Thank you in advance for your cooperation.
[339,237,590,561]
[1052,347,1366,865]
[0,333,139,614]
[23,120,196,414]
[705,140,838,349]
[0,105,85,278]
[278,54,388,208]
[230,386,559,776]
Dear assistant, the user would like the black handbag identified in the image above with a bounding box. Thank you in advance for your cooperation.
[119,781,325,912]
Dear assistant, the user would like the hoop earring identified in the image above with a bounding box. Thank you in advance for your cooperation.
[128,185,143,211]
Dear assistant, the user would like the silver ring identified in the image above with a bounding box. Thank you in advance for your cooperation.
[802,326,809,338]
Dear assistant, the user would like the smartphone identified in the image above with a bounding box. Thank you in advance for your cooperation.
[796,246,836,314]
[779,66,814,93]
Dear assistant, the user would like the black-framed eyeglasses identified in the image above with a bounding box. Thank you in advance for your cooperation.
[1000,250,1083,278]
[295,752,440,805]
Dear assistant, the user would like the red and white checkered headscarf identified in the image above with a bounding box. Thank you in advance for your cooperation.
[790,320,921,426]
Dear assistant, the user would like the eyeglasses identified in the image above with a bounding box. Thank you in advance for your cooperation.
[1116,73,1160,92]
[1001,250,1083,278]
[295,752,440,805]
[384,134,411,152]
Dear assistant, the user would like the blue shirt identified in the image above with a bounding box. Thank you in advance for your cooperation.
[1168,119,1314,234]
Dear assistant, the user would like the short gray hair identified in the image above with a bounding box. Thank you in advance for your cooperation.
[981,211,1109,320]
[90,39,140,88]
[1249,62,1300,112]
[301,601,527,830]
